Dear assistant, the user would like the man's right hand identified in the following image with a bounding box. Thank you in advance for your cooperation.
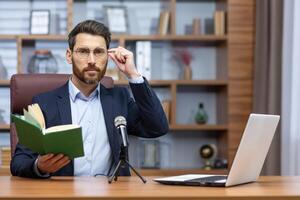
[37,154,70,174]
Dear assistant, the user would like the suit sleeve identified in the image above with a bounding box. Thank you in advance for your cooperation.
[10,96,49,179]
[126,78,169,138]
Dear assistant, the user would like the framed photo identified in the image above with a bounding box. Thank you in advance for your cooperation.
[30,10,50,35]
[104,6,128,34]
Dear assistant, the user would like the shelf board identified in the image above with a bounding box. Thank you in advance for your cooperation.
[132,169,228,176]
[0,35,17,40]
[170,124,228,131]
[0,124,10,131]
[173,80,227,86]
[112,34,227,41]
[0,79,227,87]
[19,35,67,41]
[115,80,227,87]
[0,34,227,42]
[115,80,173,86]
[0,80,10,86]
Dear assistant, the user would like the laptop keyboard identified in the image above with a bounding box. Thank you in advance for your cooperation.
[188,176,227,183]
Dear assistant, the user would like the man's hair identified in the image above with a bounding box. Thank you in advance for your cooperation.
[68,20,111,50]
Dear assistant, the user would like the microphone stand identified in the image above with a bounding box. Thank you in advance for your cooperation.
[108,145,147,184]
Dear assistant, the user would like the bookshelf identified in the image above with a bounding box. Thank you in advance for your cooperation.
[0,0,255,175]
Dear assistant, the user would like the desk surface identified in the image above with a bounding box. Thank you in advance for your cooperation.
[0,176,300,200]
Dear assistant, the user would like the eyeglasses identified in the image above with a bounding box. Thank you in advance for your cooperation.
[73,48,107,60]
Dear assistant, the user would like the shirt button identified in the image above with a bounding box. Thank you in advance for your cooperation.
[87,136,92,143]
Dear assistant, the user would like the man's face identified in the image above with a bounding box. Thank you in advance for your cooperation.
[66,33,108,84]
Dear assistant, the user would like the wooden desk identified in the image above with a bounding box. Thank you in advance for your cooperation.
[0,176,300,200]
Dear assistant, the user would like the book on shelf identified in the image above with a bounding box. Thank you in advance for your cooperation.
[162,100,171,123]
[11,104,84,159]
[136,41,151,80]
[1,147,10,167]
[157,11,170,35]
[214,11,226,35]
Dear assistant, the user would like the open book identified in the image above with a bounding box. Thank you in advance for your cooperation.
[12,104,84,159]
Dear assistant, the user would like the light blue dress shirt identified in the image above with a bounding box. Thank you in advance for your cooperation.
[69,80,112,176]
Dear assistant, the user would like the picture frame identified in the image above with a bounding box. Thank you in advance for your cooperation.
[30,10,50,35]
[104,6,129,34]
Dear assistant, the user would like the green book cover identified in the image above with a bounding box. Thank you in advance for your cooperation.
[12,114,84,159]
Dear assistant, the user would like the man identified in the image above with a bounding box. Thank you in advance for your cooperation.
[11,20,169,178]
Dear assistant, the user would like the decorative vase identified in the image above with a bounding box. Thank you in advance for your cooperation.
[195,102,208,124]
[27,50,58,73]
[183,65,192,80]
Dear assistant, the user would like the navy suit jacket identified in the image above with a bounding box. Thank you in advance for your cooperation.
[11,78,168,178]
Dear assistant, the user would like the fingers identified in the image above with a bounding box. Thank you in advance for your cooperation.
[39,153,55,162]
[108,46,132,64]
[38,154,70,174]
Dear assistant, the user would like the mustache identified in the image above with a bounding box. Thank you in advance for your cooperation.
[83,66,101,72]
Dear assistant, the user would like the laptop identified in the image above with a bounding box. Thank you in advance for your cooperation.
[154,113,280,187]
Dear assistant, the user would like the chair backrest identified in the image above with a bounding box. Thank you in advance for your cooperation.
[10,73,113,156]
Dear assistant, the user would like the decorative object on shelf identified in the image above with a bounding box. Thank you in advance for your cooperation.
[139,139,160,169]
[161,100,171,123]
[192,18,201,35]
[30,10,50,35]
[27,50,58,74]
[214,11,226,35]
[204,18,214,34]
[0,56,8,79]
[0,108,6,123]
[199,144,217,170]
[195,102,208,124]
[173,49,193,80]
[157,11,170,35]
[213,158,228,169]
[104,6,128,34]
[184,24,193,35]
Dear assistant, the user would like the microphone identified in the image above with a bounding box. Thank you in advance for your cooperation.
[114,116,128,147]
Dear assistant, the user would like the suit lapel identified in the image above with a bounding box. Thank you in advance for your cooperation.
[56,82,72,124]
[100,84,120,163]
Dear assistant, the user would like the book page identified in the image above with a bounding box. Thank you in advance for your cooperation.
[44,124,80,134]
[28,104,45,129]
[24,109,41,129]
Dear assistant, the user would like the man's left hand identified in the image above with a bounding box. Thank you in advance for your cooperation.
[108,46,141,79]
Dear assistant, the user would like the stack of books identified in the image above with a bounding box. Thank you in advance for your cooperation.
[1,147,11,167]
[214,11,226,35]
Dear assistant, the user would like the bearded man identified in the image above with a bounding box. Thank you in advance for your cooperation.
[11,20,168,178]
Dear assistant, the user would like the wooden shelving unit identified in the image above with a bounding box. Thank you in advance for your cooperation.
[0,0,255,175]
[170,124,228,131]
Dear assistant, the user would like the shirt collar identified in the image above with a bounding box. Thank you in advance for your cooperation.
[68,79,100,102]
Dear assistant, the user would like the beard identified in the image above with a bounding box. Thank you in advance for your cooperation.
[72,59,107,85]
